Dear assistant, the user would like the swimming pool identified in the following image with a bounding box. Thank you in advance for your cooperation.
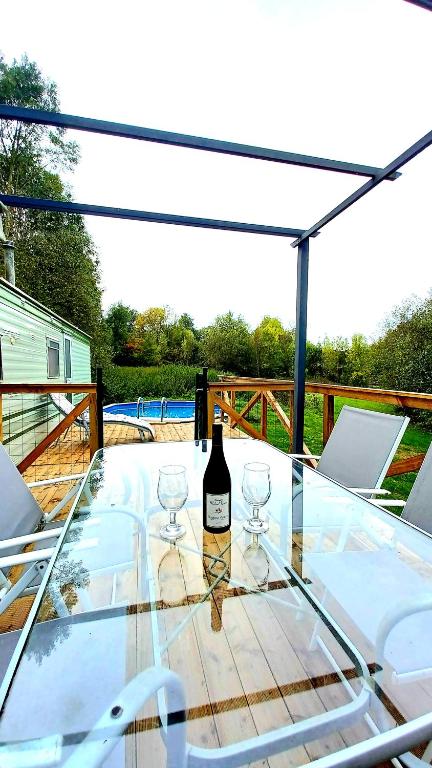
[103,399,221,423]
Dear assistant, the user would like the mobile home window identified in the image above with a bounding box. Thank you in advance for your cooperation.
[47,338,60,378]
[64,337,72,380]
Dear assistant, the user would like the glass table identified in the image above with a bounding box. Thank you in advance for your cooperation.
[1,438,432,767]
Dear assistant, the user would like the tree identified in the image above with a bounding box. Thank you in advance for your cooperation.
[321,336,350,383]
[105,302,137,364]
[371,293,432,394]
[200,312,253,373]
[129,307,169,365]
[0,55,109,369]
[252,316,294,377]
[306,341,323,379]
[346,334,372,386]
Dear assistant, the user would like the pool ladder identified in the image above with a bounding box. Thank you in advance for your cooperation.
[136,397,144,419]
[160,397,167,422]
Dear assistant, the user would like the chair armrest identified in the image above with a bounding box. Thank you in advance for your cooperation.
[348,488,391,495]
[289,454,321,460]
[0,547,56,570]
[0,527,63,551]
[27,473,85,488]
[369,499,406,508]
[64,666,186,768]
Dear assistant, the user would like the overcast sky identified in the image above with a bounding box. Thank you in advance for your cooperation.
[2,0,432,341]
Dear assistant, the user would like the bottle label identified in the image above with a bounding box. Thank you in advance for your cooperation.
[205,493,230,528]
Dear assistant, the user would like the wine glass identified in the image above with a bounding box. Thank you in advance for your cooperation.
[241,534,270,591]
[158,465,188,541]
[242,462,271,533]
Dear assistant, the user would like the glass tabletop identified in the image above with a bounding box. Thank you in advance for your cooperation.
[1,438,432,767]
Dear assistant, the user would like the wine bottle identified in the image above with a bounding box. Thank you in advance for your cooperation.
[203,423,231,533]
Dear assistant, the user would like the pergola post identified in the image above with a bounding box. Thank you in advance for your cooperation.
[293,238,309,454]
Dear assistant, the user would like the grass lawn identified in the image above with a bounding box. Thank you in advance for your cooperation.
[233,392,432,504]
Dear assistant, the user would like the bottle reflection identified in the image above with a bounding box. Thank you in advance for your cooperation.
[241,534,270,591]
[202,530,231,632]
[158,543,188,608]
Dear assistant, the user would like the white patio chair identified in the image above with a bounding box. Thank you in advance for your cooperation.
[0,442,86,616]
[370,439,432,535]
[290,405,409,497]
[0,601,371,768]
[0,443,149,621]
[50,392,155,442]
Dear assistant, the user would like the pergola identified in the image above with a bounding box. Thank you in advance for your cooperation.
[0,98,431,451]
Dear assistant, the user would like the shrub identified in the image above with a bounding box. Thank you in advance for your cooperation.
[102,364,220,404]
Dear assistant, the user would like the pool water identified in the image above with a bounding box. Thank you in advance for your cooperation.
[103,399,220,422]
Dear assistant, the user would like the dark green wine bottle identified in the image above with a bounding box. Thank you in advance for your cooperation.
[203,423,231,533]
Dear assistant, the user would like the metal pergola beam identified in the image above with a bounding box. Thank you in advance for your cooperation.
[292,128,432,247]
[0,194,306,239]
[1,106,431,455]
[0,105,401,181]
[404,0,432,10]
[293,239,310,454]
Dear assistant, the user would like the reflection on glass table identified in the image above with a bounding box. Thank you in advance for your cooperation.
[242,461,271,533]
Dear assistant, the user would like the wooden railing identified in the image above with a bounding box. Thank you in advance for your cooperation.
[208,378,432,477]
[0,382,101,474]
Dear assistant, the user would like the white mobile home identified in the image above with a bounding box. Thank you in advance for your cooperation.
[0,277,91,464]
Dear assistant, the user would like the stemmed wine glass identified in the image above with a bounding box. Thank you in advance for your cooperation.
[242,462,271,533]
[158,465,188,541]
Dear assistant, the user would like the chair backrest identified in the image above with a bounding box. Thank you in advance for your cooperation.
[401,441,432,535]
[50,392,74,417]
[50,392,86,425]
[317,406,409,493]
[0,443,42,563]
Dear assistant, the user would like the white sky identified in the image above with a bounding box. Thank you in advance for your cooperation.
[2,0,432,341]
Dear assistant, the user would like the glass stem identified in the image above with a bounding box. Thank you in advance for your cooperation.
[253,505,260,521]
[170,511,176,527]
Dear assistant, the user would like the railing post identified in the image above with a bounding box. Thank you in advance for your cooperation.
[194,373,203,445]
[293,238,309,454]
[323,394,335,446]
[0,392,3,443]
[202,367,208,452]
[289,389,294,448]
[231,390,236,427]
[261,392,267,439]
[207,390,214,444]
[88,390,99,458]
[96,367,104,450]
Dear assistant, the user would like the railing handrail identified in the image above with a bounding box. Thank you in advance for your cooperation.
[208,376,432,477]
[209,378,432,410]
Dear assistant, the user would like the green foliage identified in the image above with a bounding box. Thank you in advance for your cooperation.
[306,340,323,379]
[201,311,253,373]
[372,294,432,394]
[0,54,79,210]
[105,303,137,364]
[321,336,349,383]
[253,316,294,377]
[346,334,372,386]
[103,364,220,404]
[0,54,110,370]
